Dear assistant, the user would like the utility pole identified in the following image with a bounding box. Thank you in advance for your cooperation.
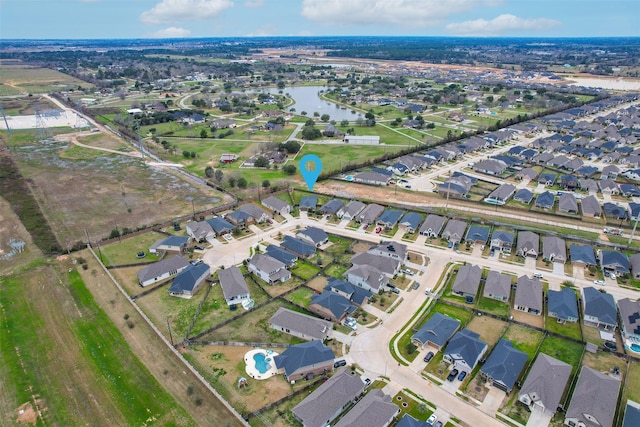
[167,318,174,346]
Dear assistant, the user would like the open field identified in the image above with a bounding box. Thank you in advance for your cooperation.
[537,335,584,374]
[0,64,92,95]
[3,129,231,246]
[477,297,510,318]
[99,230,166,266]
[466,315,508,347]
[502,324,544,361]
[545,316,582,341]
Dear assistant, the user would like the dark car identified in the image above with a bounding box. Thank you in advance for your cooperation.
[424,351,434,363]
[194,245,205,250]
[447,369,459,382]
[434,422,443,427]
[458,371,467,381]
[333,359,347,368]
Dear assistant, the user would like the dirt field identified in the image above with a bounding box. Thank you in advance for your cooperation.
[0,197,40,275]
[306,276,328,292]
[466,316,508,347]
[510,309,545,329]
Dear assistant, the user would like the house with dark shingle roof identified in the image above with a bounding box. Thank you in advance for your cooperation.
[548,288,578,323]
[292,369,365,427]
[618,297,640,351]
[465,224,490,245]
[299,195,318,211]
[603,202,628,220]
[309,292,357,323]
[443,329,488,372]
[396,414,429,427]
[452,264,482,301]
[150,235,189,254]
[296,226,329,247]
[377,209,404,229]
[207,217,235,235]
[600,250,630,274]
[225,209,253,227]
[281,235,316,258]
[514,275,543,315]
[264,245,297,267]
[535,191,555,210]
[398,212,423,233]
[490,230,515,253]
[514,188,534,204]
[480,339,528,393]
[518,353,572,416]
[137,255,190,287]
[169,263,210,299]
[319,199,344,216]
[412,312,460,349]
[564,366,620,427]
[483,271,511,302]
[419,214,446,237]
[570,244,597,266]
[273,340,335,381]
[538,173,557,186]
[324,278,371,306]
[218,266,250,307]
[269,307,332,341]
[583,287,617,330]
[622,400,640,427]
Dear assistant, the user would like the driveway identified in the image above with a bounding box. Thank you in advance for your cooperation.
[526,408,552,427]
[482,387,505,413]
[553,262,565,276]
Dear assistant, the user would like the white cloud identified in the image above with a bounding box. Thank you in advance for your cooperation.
[301,0,502,27]
[446,14,560,35]
[148,26,192,38]
[141,0,233,25]
[244,0,264,7]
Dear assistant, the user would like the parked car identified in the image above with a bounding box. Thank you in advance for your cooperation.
[458,371,467,381]
[412,282,419,290]
[333,359,347,368]
[194,245,205,250]
[424,351,434,363]
[447,369,459,382]
[427,414,438,426]
[609,272,617,280]
[402,269,414,276]
[533,272,544,279]
[391,288,400,294]
[375,226,382,234]
[593,280,606,286]
[364,378,371,386]
[434,422,443,427]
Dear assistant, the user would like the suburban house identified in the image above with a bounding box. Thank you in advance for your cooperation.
[490,230,515,253]
[570,244,597,267]
[630,254,640,279]
[623,400,640,427]
[218,266,250,307]
[150,235,189,254]
[377,209,404,229]
[518,353,572,416]
[350,252,400,278]
[207,217,235,235]
[583,287,618,330]
[581,195,602,217]
[514,188,535,204]
[352,171,390,185]
[281,236,316,258]
[516,231,540,258]
[514,275,543,315]
[225,209,253,227]
[337,200,366,221]
[262,196,291,216]
[344,265,388,293]
[412,312,460,350]
[535,191,555,210]
[558,193,578,214]
[617,298,640,352]
[325,278,372,307]
[237,203,272,223]
[599,179,620,195]
[600,250,630,275]
[296,226,329,247]
[292,369,365,427]
[452,264,482,302]
[419,214,446,237]
[168,263,210,299]
[483,271,511,302]
[368,241,407,263]
[443,329,488,372]
[398,212,423,234]
[480,339,528,393]
[269,307,332,341]
[441,219,467,244]
[486,183,516,204]
[396,414,430,427]
[137,255,190,287]
[334,389,400,427]
[564,366,620,427]
[309,292,357,323]
[357,203,385,225]
[465,224,490,246]
[299,195,318,212]
[273,340,335,382]
[264,245,297,267]
[548,288,579,323]
[319,199,344,216]
[185,220,215,242]
[543,236,567,263]
[248,254,291,284]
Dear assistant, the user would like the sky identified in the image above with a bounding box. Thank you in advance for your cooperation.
[1,0,638,39]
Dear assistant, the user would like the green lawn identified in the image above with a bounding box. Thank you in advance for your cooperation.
[477,297,510,318]
[624,361,640,404]
[502,324,544,361]
[325,263,348,279]
[545,316,582,341]
[283,286,315,308]
[99,230,167,266]
[537,335,584,374]
[291,261,322,280]
[325,233,353,255]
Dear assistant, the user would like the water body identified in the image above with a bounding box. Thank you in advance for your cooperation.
[567,77,640,91]
[261,86,363,121]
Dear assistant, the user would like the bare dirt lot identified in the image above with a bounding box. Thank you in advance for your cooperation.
[466,316,508,347]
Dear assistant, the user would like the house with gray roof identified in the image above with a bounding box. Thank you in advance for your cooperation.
[452,264,482,301]
[518,353,572,416]
[150,235,189,254]
[281,236,316,258]
[296,226,329,247]
[185,220,215,242]
[248,253,291,284]
[483,271,511,302]
[564,366,620,427]
[515,167,539,181]
[237,203,272,223]
[600,250,630,274]
[225,210,253,227]
[543,236,567,263]
[207,217,235,235]
[558,193,578,214]
[262,196,291,216]
[137,255,190,287]
[396,414,429,427]
[581,195,602,217]
[412,312,461,349]
[514,188,534,204]
[486,183,516,204]
[398,212,423,233]
[548,288,578,323]
[353,171,390,186]
[570,244,597,266]
[466,224,490,245]
[599,179,620,195]
[491,230,515,253]
[269,307,332,341]
[623,400,640,427]
[218,266,250,307]
[299,195,318,211]
[443,329,488,372]
[377,209,404,229]
[357,203,385,225]
[516,231,540,258]
[601,165,620,180]
[514,276,543,315]
[419,214,446,237]
[309,292,357,323]
[618,298,640,352]
[630,253,640,279]
[337,200,366,221]
[169,263,210,299]
[579,178,599,194]
[345,265,388,293]
[334,389,399,427]
[319,199,344,216]
[583,287,617,330]
[473,159,508,176]
[480,339,528,393]
[264,245,297,267]
[350,252,400,278]
[442,219,468,244]
[292,369,365,427]
[325,278,371,306]
[535,191,555,210]
[369,241,407,262]
[273,340,335,381]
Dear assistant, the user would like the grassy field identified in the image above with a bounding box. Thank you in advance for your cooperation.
[545,316,582,341]
[502,324,544,362]
[623,361,640,405]
[537,335,584,374]
[0,64,93,94]
[99,230,166,266]
[477,297,510,318]
[283,286,315,308]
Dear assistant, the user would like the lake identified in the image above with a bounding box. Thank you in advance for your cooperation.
[261,86,363,121]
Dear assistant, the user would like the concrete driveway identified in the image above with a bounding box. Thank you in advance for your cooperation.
[526,407,552,427]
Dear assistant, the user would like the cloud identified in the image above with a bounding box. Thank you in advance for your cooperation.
[244,0,264,7]
[148,26,192,38]
[301,0,502,27]
[141,0,233,25]
[446,14,561,35]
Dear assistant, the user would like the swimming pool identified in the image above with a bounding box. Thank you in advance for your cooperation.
[629,343,640,353]
[244,348,280,380]
[345,175,354,181]
[253,353,271,374]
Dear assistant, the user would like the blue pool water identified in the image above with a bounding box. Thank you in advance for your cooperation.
[345,175,354,181]
[253,353,270,374]
[631,343,640,353]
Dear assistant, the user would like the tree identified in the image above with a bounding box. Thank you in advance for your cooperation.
[300,111,307,116]
[301,126,322,140]
[183,150,190,158]
[228,177,237,187]
[283,164,297,175]
[205,166,214,178]
[280,140,300,154]
[200,129,207,138]
[237,177,248,188]
[320,114,330,122]
[262,179,270,188]
[214,169,224,182]
[340,119,349,127]
[305,118,316,127]
[190,151,196,158]
[254,156,269,168]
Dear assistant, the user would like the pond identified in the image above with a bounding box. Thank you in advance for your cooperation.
[261,86,363,121]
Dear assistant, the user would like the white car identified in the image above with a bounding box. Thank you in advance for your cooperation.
[594,280,606,286]
[427,414,437,426]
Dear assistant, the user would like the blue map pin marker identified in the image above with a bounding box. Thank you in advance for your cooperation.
[300,154,322,191]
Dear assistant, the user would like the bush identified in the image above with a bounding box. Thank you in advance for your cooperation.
[283,164,297,175]
[406,342,418,355]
